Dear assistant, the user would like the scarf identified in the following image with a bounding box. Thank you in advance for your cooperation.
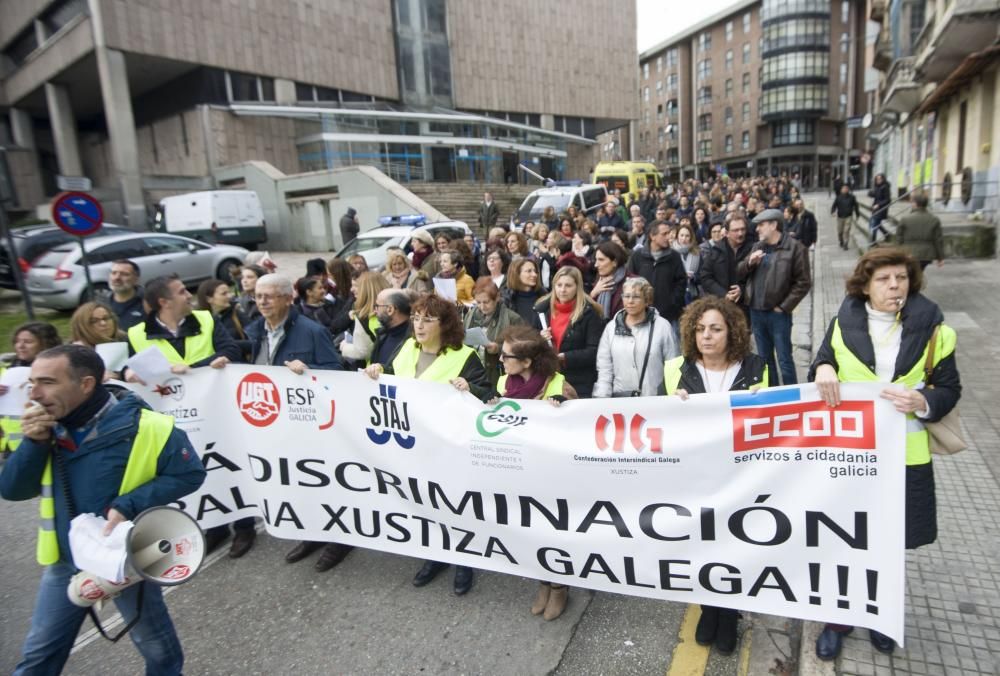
[59,384,112,430]
[596,267,626,318]
[572,244,590,258]
[436,268,457,280]
[550,300,575,352]
[503,372,547,399]
[411,248,431,270]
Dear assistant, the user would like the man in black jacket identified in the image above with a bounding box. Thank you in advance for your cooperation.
[793,199,817,249]
[868,174,892,243]
[371,289,412,366]
[831,184,860,250]
[625,221,688,328]
[699,213,752,305]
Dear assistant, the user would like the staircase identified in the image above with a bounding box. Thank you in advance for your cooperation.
[404,182,535,234]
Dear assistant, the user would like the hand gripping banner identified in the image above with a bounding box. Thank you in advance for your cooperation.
[138,366,907,642]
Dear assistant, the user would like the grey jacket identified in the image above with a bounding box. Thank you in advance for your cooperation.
[594,308,678,398]
[896,208,943,262]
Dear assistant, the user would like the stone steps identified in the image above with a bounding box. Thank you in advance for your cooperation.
[852,203,996,257]
[404,182,535,234]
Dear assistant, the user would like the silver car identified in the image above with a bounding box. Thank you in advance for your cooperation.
[26,232,248,310]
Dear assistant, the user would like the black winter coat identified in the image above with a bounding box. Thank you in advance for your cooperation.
[625,247,688,321]
[531,298,605,398]
[698,240,752,299]
[809,293,961,549]
[658,353,768,395]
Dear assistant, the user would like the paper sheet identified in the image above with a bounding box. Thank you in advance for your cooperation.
[125,347,173,385]
[69,513,134,582]
[433,278,457,301]
[96,342,130,372]
[0,367,31,416]
[463,327,490,348]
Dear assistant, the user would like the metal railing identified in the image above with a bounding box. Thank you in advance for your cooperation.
[862,180,999,220]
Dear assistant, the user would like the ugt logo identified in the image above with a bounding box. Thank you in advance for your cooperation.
[595,413,663,453]
[237,373,280,427]
[366,384,415,449]
[476,400,528,438]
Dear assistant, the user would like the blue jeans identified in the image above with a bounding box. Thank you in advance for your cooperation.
[750,309,797,386]
[15,561,183,676]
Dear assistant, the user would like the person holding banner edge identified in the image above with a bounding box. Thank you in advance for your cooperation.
[809,246,961,659]
[660,295,768,656]
[364,293,495,595]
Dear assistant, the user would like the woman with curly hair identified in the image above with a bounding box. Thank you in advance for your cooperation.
[364,294,494,596]
[660,295,768,656]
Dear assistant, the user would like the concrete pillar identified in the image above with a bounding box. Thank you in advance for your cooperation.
[10,108,37,150]
[44,83,84,176]
[275,78,296,105]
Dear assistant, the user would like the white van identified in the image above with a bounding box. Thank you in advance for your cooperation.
[512,182,608,229]
[154,191,267,249]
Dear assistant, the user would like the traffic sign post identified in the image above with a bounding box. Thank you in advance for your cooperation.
[51,191,104,302]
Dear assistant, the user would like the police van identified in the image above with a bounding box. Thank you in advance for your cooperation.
[512,182,608,230]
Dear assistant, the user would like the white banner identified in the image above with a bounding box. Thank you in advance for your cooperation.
[136,366,907,641]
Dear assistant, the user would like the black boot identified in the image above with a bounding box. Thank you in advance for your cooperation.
[714,609,739,655]
[413,560,448,587]
[695,605,719,646]
[869,629,894,654]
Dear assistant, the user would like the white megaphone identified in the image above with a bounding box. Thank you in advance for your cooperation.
[68,506,205,608]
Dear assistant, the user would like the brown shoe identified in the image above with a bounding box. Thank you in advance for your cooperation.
[314,543,354,572]
[228,529,256,559]
[530,582,551,615]
[285,540,323,563]
[543,585,568,621]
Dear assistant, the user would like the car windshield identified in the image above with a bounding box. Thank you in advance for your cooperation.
[339,236,396,257]
[517,194,569,222]
[31,246,76,268]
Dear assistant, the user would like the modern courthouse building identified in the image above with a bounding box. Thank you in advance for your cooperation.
[634,0,871,187]
[0,0,637,223]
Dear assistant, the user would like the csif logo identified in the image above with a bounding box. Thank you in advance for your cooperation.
[236,373,281,427]
[731,399,876,452]
[476,400,528,438]
[366,384,414,449]
[594,413,663,453]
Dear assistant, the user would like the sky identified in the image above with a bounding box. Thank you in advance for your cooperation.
[636,0,740,53]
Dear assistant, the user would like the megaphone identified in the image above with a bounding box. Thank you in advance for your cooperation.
[68,506,205,608]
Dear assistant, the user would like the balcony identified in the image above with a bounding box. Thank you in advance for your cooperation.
[870,0,887,21]
[882,57,921,113]
[914,0,1000,81]
[872,27,892,72]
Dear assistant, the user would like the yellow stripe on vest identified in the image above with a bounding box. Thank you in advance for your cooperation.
[391,339,476,383]
[127,310,216,365]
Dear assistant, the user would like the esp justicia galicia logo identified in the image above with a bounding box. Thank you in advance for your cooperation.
[476,400,528,438]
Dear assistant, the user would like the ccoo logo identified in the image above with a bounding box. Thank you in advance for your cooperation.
[237,373,280,427]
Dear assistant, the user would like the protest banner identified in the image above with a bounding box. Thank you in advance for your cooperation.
[136,366,907,641]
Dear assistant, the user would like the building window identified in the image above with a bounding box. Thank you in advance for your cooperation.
[841,0,850,23]
[227,71,275,102]
[644,109,651,124]
[841,32,848,53]
[725,135,733,153]
[725,49,734,71]
[725,106,733,126]
[762,18,832,52]
[840,62,848,84]
[839,92,847,116]
[771,119,815,146]
[726,21,733,41]
[742,72,751,93]
[698,59,712,80]
[699,32,712,52]
[762,52,830,82]
[666,48,678,68]
[742,101,751,122]
[643,86,650,102]
[742,131,750,149]
[667,124,677,140]
[658,126,665,142]
[656,79,663,93]
[666,99,678,117]
[725,79,733,98]
[697,113,713,131]
[743,43,751,64]
[656,103,663,119]
[656,56,663,72]
[668,148,679,164]
[699,139,712,158]
[668,73,678,91]
[643,63,649,79]
[760,84,828,116]
[697,86,712,105]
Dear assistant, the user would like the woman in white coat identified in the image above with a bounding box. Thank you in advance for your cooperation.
[593,277,679,397]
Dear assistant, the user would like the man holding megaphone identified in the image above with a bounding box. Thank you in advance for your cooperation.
[0,345,206,676]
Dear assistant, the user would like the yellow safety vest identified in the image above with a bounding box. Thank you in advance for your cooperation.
[37,409,176,565]
[496,373,567,399]
[127,310,216,365]
[662,356,770,395]
[829,320,955,467]
[0,367,23,454]
[391,339,476,383]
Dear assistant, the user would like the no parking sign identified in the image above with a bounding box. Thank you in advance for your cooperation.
[51,191,104,236]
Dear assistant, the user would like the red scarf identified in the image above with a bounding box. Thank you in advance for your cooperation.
[550,300,575,351]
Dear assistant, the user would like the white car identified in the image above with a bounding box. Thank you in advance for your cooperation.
[335,217,472,271]
[26,232,248,310]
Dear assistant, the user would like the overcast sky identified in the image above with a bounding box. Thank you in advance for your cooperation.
[636,0,739,53]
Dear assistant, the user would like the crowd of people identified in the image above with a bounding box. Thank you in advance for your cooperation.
[0,173,962,673]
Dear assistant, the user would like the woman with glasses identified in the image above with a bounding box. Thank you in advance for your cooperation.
[70,302,126,349]
[594,277,678,398]
[493,324,576,619]
[364,294,495,596]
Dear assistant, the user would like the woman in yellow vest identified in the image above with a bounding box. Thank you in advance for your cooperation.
[1,322,62,460]
[660,296,768,656]
[365,293,495,596]
[809,247,961,660]
[494,324,577,619]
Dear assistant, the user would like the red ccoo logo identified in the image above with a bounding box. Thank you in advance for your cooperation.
[237,373,280,427]
[161,564,191,580]
[732,400,876,452]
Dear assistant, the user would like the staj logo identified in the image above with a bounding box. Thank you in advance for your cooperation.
[237,373,281,427]
[366,383,414,449]
[731,400,876,452]
[595,413,663,453]
[476,400,528,438]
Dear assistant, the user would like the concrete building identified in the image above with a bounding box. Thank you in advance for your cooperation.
[633,0,869,189]
[866,0,1000,220]
[0,0,637,226]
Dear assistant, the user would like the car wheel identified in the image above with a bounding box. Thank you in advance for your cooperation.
[216,259,242,283]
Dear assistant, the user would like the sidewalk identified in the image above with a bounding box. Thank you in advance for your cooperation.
[798,192,1000,676]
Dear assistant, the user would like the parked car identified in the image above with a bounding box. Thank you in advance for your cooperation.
[0,223,132,290]
[154,190,267,249]
[26,232,248,310]
[334,215,471,271]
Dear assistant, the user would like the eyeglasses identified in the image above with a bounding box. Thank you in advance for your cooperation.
[412,315,439,324]
[89,316,112,324]
[255,293,285,303]
[499,352,520,360]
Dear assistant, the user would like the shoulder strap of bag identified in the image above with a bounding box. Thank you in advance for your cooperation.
[923,325,940,386]
[636,320,657,391]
